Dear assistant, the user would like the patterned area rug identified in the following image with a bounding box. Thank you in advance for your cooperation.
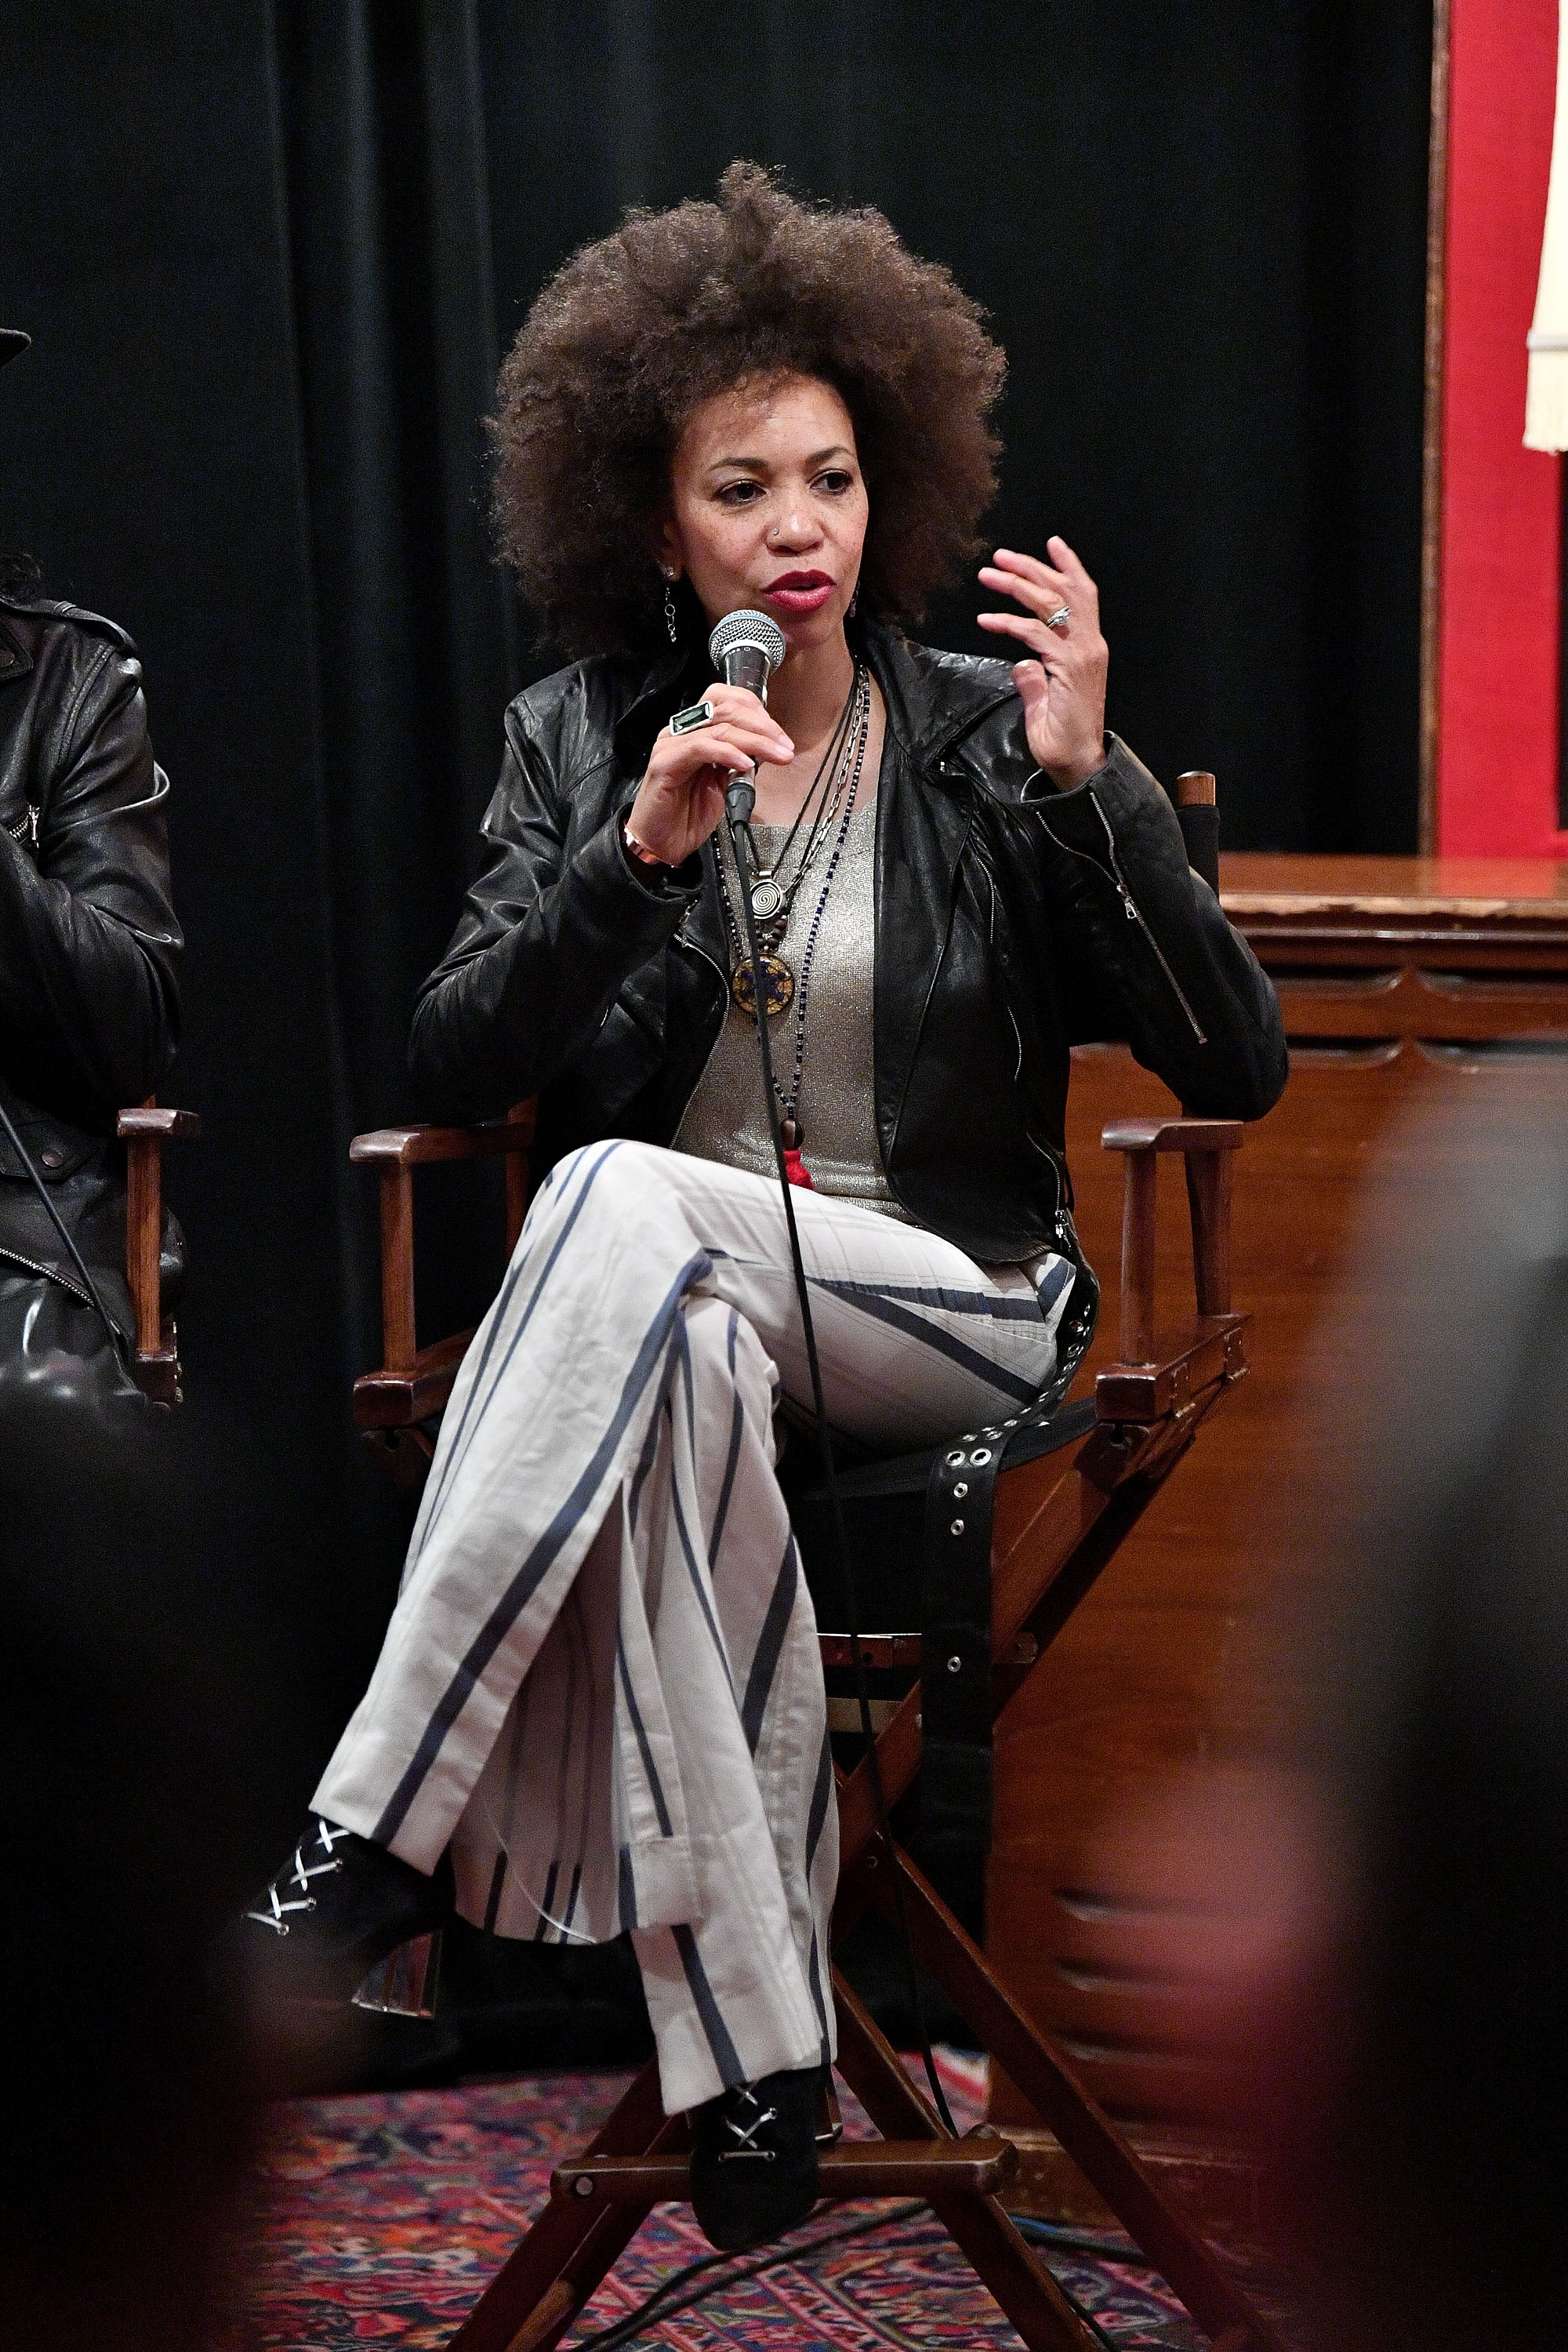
[213,2056,1247,2350]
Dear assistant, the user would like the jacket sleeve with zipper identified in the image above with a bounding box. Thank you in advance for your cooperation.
[0,632,182,1118]
[1025,735,1288,1120]
[410,693,702,1123]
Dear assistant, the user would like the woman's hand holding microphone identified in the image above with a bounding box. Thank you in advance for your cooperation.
[623,685,793,868]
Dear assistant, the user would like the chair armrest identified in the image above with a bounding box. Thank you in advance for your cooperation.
[1101,1117,1243,1363]
[117,1106,202,1143]
[118,1100,200,1399]
[354,1107,537,1387]
[350,1111,535,1167]
[355,1327,477,1429]
[1099,1117,1242,1155]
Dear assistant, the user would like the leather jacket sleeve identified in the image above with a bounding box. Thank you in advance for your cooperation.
[1025,735,1287,1120]
[0,629,182,1119]
[410,694,702,1122]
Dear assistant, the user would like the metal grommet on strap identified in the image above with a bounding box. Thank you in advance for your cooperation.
[922,1408,1018,1943]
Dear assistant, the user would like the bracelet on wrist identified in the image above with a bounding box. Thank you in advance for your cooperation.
[622,818,673,869]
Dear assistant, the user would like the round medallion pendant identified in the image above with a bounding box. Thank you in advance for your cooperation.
[750,877,786,922]
[731,954,796,1019]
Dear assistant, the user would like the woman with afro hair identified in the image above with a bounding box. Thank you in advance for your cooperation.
[241,165,1284,2250]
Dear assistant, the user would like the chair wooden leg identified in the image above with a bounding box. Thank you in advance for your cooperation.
[851,1840,1292,2352]
[448,2060,677,2352]
[831,1967,946,2140]
[441,1849,1280,2352]
[832,1973,1105,2351]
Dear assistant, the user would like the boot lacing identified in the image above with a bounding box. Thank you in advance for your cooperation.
[719,2085,779,2163]
[245,1818,354,1936]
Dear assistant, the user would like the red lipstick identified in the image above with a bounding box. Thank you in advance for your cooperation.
[764,570,835,616]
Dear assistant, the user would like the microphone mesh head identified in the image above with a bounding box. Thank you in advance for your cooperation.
[707,608,787,676]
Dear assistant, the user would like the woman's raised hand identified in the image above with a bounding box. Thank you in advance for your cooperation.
[976,538,1109,791]
[625,684,795,867]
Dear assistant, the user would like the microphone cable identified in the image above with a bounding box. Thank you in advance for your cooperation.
[724,775,959,2141]
[562,2198,1130,2351]
[0,1093,136,1379]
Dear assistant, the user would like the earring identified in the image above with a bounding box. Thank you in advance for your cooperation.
[661,567,679,644]
[848,583,859,619]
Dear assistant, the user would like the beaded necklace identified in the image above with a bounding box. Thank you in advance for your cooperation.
[743,668,858,927]
[715,662,871,1160]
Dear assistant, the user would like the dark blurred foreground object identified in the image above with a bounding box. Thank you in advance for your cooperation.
[0,323,194,1406]
[0,1387,264,2352]
[989,868,1568,2198]
[1081,1097,1568,2348]
[1266,1119,1568,2350]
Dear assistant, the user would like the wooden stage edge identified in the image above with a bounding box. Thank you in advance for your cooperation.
[1219,851,1568,906]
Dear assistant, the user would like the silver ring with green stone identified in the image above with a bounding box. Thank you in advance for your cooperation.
[669,699,716,737]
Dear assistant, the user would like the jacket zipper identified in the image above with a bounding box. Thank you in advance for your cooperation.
[978,861,1025,1082]
[976,842,1072,1240]
[670,844,739,1114]
[0,1242,94,1307]
[1087,797,1207,1045]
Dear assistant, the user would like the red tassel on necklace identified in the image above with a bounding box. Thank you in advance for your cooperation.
[780,1120,815,1189]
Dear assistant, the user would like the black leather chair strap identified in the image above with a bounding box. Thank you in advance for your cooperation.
[913,1388,1096,1937]
[787,1253,1102,1943]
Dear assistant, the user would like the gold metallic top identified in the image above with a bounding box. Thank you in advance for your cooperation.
[673,801,910,1217]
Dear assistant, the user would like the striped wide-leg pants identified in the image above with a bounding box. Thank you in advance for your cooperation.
[315,1140,1074,2113]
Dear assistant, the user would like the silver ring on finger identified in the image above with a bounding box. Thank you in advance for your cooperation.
[669,699,716,736]
[1045,605,1073,633]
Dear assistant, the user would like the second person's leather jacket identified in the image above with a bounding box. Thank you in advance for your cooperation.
[412,622,1287,1269]
[0,590,183,1334]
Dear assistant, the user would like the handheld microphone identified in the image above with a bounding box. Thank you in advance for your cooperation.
[708,609,787,824]
[708,606,786,702]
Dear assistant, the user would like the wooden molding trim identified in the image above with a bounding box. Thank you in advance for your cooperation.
[1419,0,1451,855]
[999,2126,1266,2245]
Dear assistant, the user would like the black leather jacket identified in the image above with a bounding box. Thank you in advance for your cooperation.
[412,624,1287,1268]
[0,593,183,1332]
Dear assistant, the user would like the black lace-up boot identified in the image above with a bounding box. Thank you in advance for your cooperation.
[231,1817,454,2009]
[689,2064,822,2251]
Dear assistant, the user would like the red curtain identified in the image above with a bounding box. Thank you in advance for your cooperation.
[1439,0,1563,851]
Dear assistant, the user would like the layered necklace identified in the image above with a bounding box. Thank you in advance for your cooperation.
[717,660,870,1024]
[714,660,872,1163]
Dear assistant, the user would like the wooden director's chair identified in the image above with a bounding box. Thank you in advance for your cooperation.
[1,1094,194,1399]
[349,1095,1283,2352]
[117,1100,199,1399]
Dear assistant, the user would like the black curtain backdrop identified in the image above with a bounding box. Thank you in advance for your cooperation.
[0,1,1431,1835]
